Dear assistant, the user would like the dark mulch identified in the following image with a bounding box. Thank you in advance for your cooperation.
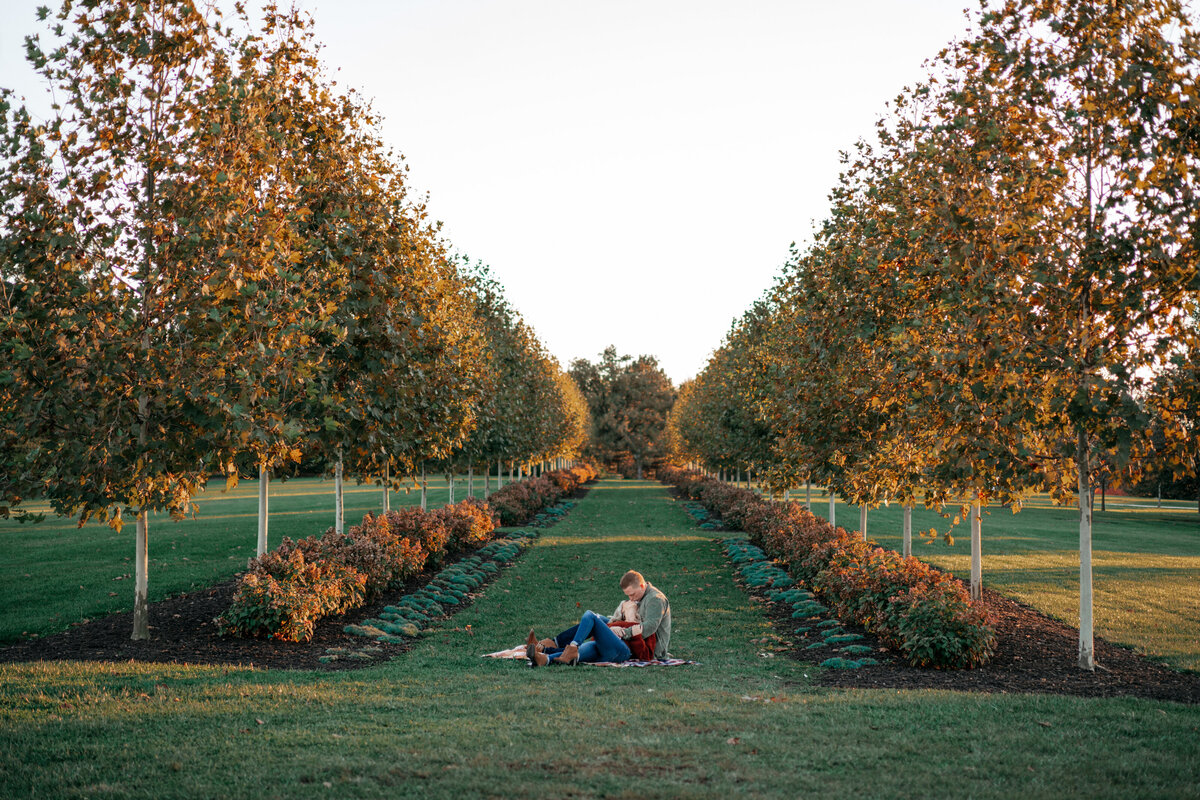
[0,568,439,672]
[759,586,1200,705]
[0,484,592,673]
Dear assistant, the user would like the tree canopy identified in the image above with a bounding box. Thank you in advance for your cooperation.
[569,346,676,477]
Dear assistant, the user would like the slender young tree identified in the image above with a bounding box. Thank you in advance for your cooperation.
[0,0,314,639]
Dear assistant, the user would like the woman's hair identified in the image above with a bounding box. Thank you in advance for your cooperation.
[619,570,645,590]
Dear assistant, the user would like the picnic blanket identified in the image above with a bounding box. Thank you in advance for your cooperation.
[483,645,697,667]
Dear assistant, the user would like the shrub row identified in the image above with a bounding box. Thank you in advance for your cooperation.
[217,497,498,642]
[340,530,541,648]
[487,463,598,525]
[219,464,595,642]
[661,466,997,669]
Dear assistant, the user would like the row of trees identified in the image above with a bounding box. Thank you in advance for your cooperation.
[671,0,1200,670]
[0,1,587,638]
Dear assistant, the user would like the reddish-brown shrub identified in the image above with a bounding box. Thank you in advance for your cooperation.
[488,464,597,525]
[434,497,498,550]
[218,544,368,642]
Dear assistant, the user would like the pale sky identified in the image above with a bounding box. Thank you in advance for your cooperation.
[3,0,982,383]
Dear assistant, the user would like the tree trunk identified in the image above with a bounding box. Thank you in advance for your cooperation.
[383,463,390,513]
[257,465,269,557]
[420,463,427,512]
[1077,428,1096,670]
[448,471,455,505]
[636,457,643,480]
[335,450,344,535]
[468,463,474,499]
[805,481,811,509]
[828,493,836,527]
[484,464,490,499]
[133,135,156,643]
[903,504,913,558]
[132,508,150,640]
[970,500,982,601]
[1100,477,1106,512]
[859,505,867,541]
[497,458,503,490]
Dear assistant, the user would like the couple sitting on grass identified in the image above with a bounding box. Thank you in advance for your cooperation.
[526,570,672,666]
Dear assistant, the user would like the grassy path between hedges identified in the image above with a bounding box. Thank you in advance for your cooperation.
[3,479,1199,799]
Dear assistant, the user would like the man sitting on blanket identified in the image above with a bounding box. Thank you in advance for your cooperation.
[526,570,672,667]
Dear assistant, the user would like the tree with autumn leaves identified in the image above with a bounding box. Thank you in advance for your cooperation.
[0,0,321,640]
[673,0,1200,670]
[570,346,675,478]
[0,1,586,640]
[437,262,589,491]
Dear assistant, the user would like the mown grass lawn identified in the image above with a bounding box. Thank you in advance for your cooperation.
[797,489,1200,672]
[0,475,486,643]
[2,480,1199,799]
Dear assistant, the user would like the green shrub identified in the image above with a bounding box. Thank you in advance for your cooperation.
[820,657,865,669]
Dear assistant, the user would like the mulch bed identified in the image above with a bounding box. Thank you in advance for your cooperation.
[0,485,592,673]
[757,584,1200,705]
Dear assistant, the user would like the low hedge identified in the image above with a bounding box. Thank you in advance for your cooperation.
[217,498,497,642]
[219,465,595,642]
[487,463,598,525]
[661,466,996,669]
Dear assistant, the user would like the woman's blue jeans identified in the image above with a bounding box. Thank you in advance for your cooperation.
[543,610,631,664]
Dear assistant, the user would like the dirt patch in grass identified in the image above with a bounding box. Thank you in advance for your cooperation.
[761,586,1200,704]
[0,486,592,673]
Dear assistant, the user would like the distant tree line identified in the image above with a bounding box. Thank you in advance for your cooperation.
[569,346,676,479]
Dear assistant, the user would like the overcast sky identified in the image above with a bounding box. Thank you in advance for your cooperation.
[3,1,995,383]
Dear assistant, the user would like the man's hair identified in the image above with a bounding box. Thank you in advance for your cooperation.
[619,570,645,590]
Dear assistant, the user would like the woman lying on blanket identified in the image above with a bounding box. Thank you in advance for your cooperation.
[526,570,671,667]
